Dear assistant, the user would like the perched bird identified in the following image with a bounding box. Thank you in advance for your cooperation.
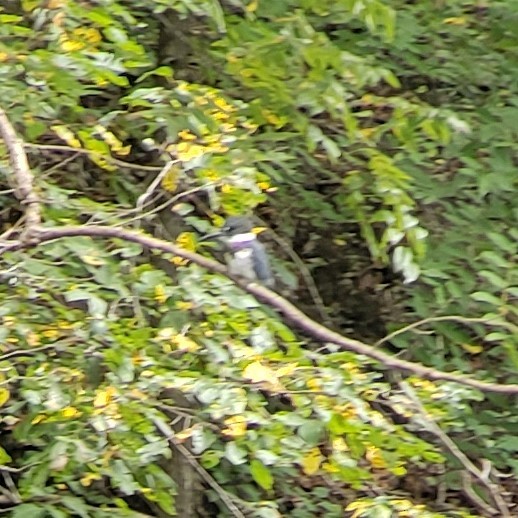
[221,216,275,288]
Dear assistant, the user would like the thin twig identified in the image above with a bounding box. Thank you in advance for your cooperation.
[257,216,332,327]
[376,315,509,348]
[25,143,164,172]
[0,215,26,243]
[0,344,61,361]
[1,472,20,504]
[136,160,177,215]
[122,181,218,228]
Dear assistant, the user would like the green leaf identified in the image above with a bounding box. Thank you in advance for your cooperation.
[103,27,128,43]
[201,450,222,469]
[61,496,90,518]
[136,66,174,83]
[0,446,12,464]
[111,460,139,495]
[250,459,274,491]
[44,506,68,518]
[12,505,46,518]
[297,421,325,445]
[478,251,510,269]
[471,291,502,306]
[224,442,247,465]
[487,232,515,253]
[0,14,23,23]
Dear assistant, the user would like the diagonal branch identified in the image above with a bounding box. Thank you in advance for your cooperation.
[2,108,518,395]
[3,223,518,394]
[0,109,40,230]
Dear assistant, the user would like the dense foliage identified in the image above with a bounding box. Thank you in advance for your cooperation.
[0,0,517,517]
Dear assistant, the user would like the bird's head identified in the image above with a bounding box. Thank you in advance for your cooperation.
[222,216,254,237]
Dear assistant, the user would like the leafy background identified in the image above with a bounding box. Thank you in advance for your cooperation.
[0,0,517,516]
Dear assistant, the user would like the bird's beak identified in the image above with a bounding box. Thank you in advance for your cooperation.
[251,226,267,235]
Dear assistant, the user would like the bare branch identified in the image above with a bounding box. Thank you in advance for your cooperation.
[400,381,511,517]
[0,109,40,230]
[3,224,518,394]
[3,107,518,395]
[136,160,178,213]
[152,415,246,518]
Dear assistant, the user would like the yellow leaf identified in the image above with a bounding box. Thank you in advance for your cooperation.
[175,426,197,441]
[175,142,206,162]
[359,127,376,138]
[332,437,348,453]
[51,125,81,148]
[178,129,197,141]
[346,500,372,518]
[257,181,270,191]
[94,125,126,154]
[322,461,339,473]
[246,0,258,12]
[243,361,277,384]
[160,166,179,192]
[42,328,59,339]
[94,387,116,408]
[175,301,193,310]
[116,145,132,156]
[212,214,225,227]
[2,316,15,327]
[176,232,197,252]
[61,406,81,418]
[171,256,188,266]
[129,388,146,399]
[301,447,322,475]
[154,284,167,304]
[74,27,102,44]
[27,331,40,347]
[221,184,234,194]
[212,111,229,121]
[276,363,298,377]
[80,472,101,487]
[222,415,247,438]
[443,16,467,25]
[172,334,200,352]
[81,254,105,266]
[461,343,483,354]
[391,464,407,476]
[61,38,85,52]
[91,154,116,171]
[306,378,321,391]
[365,446,386,469]
[0,388,10,407]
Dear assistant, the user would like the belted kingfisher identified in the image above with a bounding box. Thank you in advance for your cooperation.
[220,216,275,288]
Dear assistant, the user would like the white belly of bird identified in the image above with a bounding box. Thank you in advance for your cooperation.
[228,249,256,281]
